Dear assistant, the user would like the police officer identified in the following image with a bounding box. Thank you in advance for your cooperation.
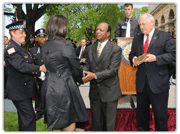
[115,3,140,37]
[27,34,36,51]
[4,19,46,131]
[29,28,47,121]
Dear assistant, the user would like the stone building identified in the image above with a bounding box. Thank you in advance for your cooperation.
[148,4,176,38]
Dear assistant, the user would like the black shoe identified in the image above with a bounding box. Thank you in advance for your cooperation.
[36,113,43,121]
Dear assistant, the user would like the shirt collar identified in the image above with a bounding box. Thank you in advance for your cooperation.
[98,39,109,46]
[148,27,155,37]
[12,39,21,46]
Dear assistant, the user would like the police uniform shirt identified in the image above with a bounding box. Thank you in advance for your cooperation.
[4,39,41,100]
[29,44,44,66]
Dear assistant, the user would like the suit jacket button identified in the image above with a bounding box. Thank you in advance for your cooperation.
[24,83,26,86]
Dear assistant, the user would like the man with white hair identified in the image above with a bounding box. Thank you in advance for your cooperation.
[129,13,176,131]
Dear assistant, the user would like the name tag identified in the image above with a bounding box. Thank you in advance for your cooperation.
[24,56,29,58]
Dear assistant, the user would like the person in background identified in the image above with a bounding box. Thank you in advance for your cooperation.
[83,22,122,131]
[129,13,176,131]
[27,34,35,51]
[71,39,77,51]
[41,14,89,131]
[76,38,87,66]
[115,3,140,37]
[29,28,47,121]
[4,36,9,99]
[86,38,90,47]
[113,39,117,44]
[88,37,96,47]
[4,36,9,49]
[74,41,78,48]
[4,19,46,131]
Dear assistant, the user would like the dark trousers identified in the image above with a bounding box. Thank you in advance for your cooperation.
[35,84,43,115]
[136,76,169,131]
[12,99,36,131]
[90,97,118,131]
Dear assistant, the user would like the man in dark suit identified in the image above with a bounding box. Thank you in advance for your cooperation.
[4,20,46,131]
[115,3,140,37]
[83,22,122,131]
[129,13,176,131]
[76,38,87,66]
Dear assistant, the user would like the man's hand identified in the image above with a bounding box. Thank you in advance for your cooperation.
[145,54,156,62]
[132,56,137,63]
[82,71,95,83]
[40,64,47,73]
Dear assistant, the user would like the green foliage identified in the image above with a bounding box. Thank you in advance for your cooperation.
[43,4,125,45]
[133,6,148,20]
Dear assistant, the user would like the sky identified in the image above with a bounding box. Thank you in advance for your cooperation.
[3,3,148,39]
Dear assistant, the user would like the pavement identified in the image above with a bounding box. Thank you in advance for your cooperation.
[79,79,176,109]
[4,79,176,112]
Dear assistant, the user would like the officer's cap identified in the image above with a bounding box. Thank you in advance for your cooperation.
[29,34,34,38]
[35,28,47,37]
[6,19,26,31]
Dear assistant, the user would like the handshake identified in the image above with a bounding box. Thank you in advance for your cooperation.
[82,71,96,83]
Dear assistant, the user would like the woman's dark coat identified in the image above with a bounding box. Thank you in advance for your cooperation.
[41,36,89,129]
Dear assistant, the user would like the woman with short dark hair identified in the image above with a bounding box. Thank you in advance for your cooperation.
[41,15,89,131]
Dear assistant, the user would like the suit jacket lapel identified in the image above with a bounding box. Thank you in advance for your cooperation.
[139,33,144,55]
[92,42,98,63]
[97,41,110,63]
[148,29,159,52]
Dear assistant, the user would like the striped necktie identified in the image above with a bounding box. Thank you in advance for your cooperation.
[97,43,101,58]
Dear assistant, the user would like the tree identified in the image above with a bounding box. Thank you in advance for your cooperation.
[133,6,148,19]
[43,4,125,44]
[4,3,51,40]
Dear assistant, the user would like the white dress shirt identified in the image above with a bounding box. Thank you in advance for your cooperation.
[97,39,109,55]
[126,19,131,37]
[143,28,155,46]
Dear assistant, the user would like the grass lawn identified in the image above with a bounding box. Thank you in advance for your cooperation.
[4,111,52,131]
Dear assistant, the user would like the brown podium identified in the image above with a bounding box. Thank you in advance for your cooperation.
[116,37,137,108]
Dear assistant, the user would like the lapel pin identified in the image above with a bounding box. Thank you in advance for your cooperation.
[154,37,157,39]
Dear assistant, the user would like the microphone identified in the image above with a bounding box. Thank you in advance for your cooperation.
[109,18,129,37]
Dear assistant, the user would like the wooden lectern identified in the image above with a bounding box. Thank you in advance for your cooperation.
[116,37,137,106]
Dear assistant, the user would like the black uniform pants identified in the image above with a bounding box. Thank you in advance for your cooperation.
[12,99,36,131]
[35,84,43,115]
[136,76,169,131]
[90,96,118,131]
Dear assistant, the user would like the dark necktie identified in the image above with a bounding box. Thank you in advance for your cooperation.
[143,34,149,54]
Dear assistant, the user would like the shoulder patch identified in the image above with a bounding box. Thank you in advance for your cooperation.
[7,47,16,55]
